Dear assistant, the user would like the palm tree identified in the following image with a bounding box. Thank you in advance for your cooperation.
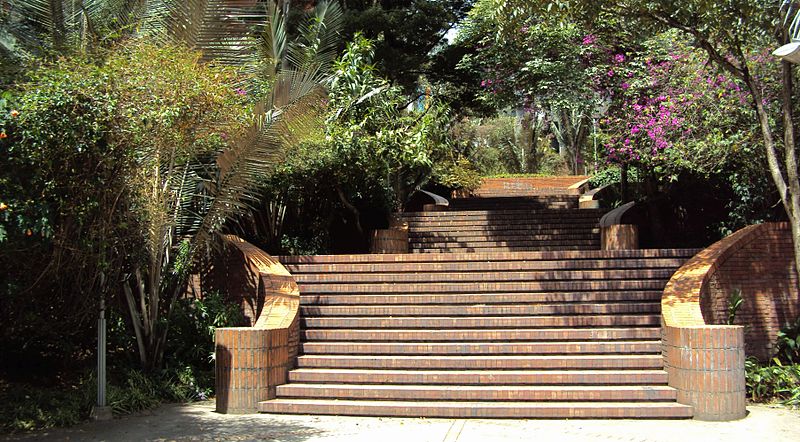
[1,0,343,370]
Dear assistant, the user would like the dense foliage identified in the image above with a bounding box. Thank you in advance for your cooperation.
[241,35,479,254]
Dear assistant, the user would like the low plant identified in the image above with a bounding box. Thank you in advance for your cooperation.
[0,378,94,433]
[727,289,744,325]
[776,317,800,364]
[745,317,800,407]
[745,358,800,406]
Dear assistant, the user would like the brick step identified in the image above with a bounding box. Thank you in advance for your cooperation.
[401,211,603,220]
[286,368,668,385]
[295,354,665,370]
[409,230,599,240]
[277,249,700,264]
[275,384,677,402]
[299,291,664,305]
[447,203,577,210]
[297,280,668,294]
[257,399,693,418]
[303,314,661,329]
[451,196,576,201]
[302,327,660,342]
[407,224,600,233]
[407,239,599,248]
[301,341,661,355]
[409,234,598,244]
[294,269,676,284]
[403,217,602,226]
[300,303,659,317]
[447,204,577,210]
[286,260,687,274]
[411,245,600,253]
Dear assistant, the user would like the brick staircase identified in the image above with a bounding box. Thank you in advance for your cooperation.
[259,249,696,418]
[257,181,697,418]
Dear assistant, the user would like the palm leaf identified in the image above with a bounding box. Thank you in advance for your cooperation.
[285,0,343,71]
[191,69,326,256]
[140,0,262,65]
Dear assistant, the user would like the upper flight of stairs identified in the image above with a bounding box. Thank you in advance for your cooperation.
[259,250,697,418]
[404,208,602,253]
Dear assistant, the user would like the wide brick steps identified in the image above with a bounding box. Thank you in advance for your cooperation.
[285,368,669,385]
[302,327,660,341]
[275,384,678,402]
[259,250,697,418]
[259,399,693,419]
[448,195,580,210]
[294,354,666,370]
[303,314,663,329]
[402,209,604,253]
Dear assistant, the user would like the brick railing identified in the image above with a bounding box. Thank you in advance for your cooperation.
[213,236,300,414]
[661,222,798,420]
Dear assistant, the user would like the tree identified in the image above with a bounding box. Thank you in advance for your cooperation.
[457,7,614,173]
[339,0,472,93]
[480,0,800,278]
[1,0,343,370]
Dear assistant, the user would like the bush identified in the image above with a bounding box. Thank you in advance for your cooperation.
[0,378,93,433]
[746,359,800,406]
[745,318,800,407]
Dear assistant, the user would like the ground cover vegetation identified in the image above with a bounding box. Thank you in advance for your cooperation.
[1,0,799,432]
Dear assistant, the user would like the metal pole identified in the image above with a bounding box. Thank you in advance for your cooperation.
[91,297,112,420]
[98,298,106,407]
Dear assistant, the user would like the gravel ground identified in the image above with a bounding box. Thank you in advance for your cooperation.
[4,401,800,442]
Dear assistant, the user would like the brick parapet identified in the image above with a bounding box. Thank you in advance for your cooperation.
[214,235,300,414]
[454,176,590,199]
[661,222,798,420]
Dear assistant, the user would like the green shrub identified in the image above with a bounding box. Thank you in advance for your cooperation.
[776,318,800,364]
[0,379,94,433]
[745,318,800,407]
[745,358,800,406]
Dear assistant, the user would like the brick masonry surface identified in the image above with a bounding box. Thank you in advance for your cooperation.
[213,236,300,414]
[701,224,799,360]
[661,223,799,421]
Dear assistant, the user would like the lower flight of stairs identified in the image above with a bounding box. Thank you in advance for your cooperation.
[258,250,698,418]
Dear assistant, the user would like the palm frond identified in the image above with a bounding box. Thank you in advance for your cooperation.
[285,0,343,71]
[141,0,262,65]
[192,69,326,255]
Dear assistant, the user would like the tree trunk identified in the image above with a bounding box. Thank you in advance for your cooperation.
[620,163,629,202]
[741,63,800,278]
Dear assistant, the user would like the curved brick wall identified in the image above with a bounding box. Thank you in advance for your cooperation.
[700,223,799,360]
[213,235,300,414]
[661,222,798,420]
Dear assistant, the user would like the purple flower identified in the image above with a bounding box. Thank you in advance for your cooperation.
[613,54,626,63]
[607,70,615,77]
[582,34,597,45]
[235,88,247,96]
[621,83,630,90]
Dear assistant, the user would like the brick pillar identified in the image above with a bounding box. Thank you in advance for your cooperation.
[215,327,292,413]
[663,325,746,421]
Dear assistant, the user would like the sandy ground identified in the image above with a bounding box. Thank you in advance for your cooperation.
[4,401,800,442]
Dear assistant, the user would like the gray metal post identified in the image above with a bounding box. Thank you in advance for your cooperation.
[91,297,113,420]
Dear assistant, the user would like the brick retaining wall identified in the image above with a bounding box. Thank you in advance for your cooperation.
[661,222,799,420]
[213,236,300,414]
